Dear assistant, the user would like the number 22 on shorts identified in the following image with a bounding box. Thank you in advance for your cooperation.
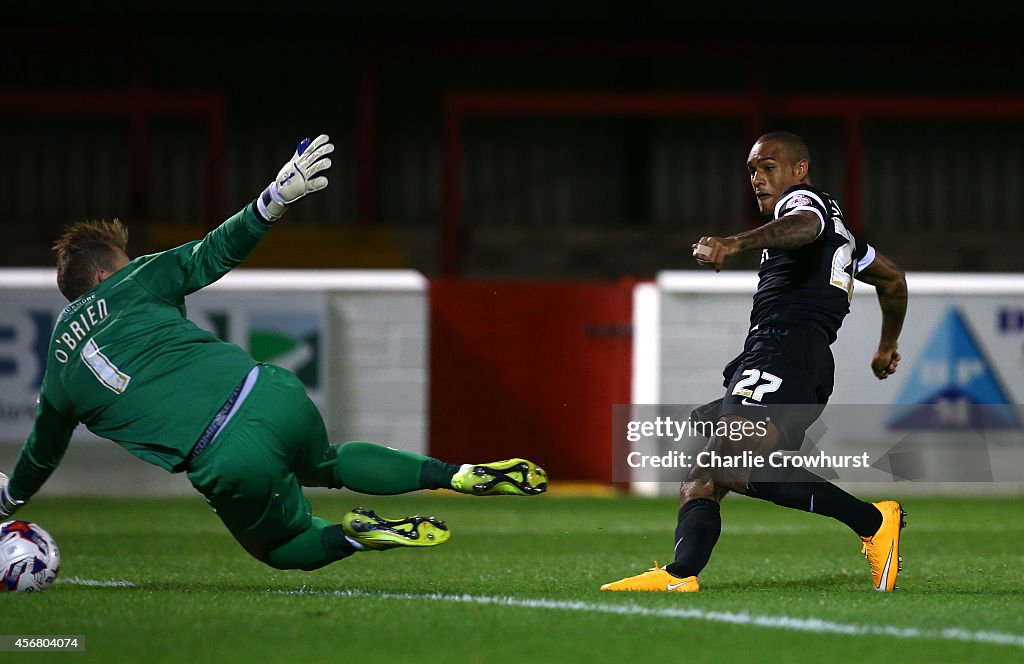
[732,369,782,403]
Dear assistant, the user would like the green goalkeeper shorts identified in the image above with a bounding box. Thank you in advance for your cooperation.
[185,363,339,548]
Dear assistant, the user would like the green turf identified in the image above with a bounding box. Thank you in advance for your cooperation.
[3,493,1022,663]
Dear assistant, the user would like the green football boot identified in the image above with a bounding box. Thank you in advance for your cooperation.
[341,507,450,550]
[451,458,548,496]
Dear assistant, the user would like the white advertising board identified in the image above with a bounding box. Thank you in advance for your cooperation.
[631,272,1024,492]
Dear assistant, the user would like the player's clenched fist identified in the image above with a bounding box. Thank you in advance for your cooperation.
[256,134,334,223]
[871,347,900,379]
[692,236,740,272]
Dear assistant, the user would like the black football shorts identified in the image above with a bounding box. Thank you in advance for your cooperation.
[716,325,835,450]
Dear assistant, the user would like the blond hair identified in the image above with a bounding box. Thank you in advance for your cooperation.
[53,219,129,301]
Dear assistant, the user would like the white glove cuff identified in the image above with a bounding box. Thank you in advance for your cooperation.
[0,481,25,518]
[256,185,287,223]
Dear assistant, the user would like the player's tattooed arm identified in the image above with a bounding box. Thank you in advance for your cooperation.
[692,211,819,271]
[856,250,907,379]
[731,211,821,251]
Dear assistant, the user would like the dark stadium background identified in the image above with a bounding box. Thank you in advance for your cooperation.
[2,1,1022,481]
[1,10,1021,659]
[3,2,1023,275]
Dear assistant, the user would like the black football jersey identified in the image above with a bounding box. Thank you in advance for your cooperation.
[748,184,875,343]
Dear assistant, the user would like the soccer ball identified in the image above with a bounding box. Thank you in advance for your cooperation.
[0,520,61,592]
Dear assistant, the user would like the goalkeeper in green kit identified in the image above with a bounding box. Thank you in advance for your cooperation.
[0,134,547,571]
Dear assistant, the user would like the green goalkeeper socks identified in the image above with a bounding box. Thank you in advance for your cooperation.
[331,441,460,494]
[266,517,355,570]
[268,442,462,569]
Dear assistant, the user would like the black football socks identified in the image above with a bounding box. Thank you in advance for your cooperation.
[665,498,722,579]
[747,467,883,538]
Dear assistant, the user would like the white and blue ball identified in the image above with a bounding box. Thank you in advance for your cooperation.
[0,520,60,592]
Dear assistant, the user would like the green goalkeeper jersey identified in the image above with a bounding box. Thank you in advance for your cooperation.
[9,203,272,501]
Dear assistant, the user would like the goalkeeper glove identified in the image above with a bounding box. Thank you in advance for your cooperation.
[256,134,334,223]
[0,472,25,519]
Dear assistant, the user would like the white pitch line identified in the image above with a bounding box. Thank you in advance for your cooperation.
[54,579,1024,649]
[276,588,1024,649]
[58,577,139,588]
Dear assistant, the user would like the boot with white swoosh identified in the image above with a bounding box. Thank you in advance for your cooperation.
[600,562,700,592]
[860,500,906,592]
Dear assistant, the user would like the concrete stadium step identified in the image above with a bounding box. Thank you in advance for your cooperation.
[148,223,411,269]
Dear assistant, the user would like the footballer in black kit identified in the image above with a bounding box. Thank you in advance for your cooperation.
[602,132,910,593]
[718,183,875,450]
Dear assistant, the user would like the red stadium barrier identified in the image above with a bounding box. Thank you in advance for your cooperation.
[430,278,634,483]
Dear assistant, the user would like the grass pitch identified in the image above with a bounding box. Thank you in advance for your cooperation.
[4,492,1023,663]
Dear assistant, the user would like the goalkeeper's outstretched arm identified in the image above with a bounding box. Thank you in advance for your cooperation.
[254,134,333,223]
[141,134,334,301]
[1,395,75,518]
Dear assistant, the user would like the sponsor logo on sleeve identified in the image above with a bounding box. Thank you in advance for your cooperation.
[783,194,813,211]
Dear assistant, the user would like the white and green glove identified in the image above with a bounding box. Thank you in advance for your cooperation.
[256,134,334,223]
[0,472,25,520]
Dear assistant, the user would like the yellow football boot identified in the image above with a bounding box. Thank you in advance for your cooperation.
[341,507,450,550]
[451,458,548,496]
[860,500,906,591]
[600,563,700,592]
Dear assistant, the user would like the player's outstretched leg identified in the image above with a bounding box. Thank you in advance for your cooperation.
[860,500,905,592]
[450,458,548,496]
[328,441,461,494]
[341,507,451,550]
[261,510,450,570]
[601,479,722,593]
[324,442,547,497]
[745,465,903,591]
[600,482,720,592]
[600,424,750,592]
